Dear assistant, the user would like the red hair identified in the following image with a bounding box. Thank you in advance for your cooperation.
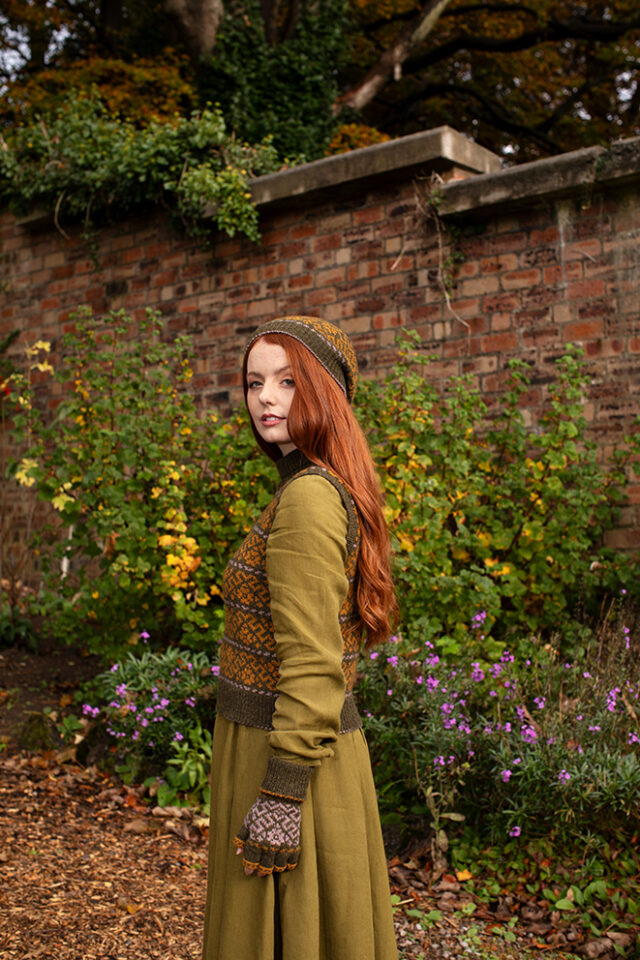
[243,333,396,647]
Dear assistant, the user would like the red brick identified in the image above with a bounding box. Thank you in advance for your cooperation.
[121,246,146,264]
[288,274,313,290]
[480,253,518,274]
[353,206,384,226]
[307,288,336,307]
[481,332,519,352]
[565,319,604,340]
[542,262,583,285]
[501,268,541,290]
[290,224,318,240]
[529,227,560,245]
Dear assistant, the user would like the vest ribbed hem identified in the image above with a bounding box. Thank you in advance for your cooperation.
[217,678,362,734]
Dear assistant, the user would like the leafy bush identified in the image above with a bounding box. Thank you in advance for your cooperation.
[17,308,275,658]
[82,644,218,807]
[199,0,348,160]
[359,332,639,658]
[0,92,281,242]
[12,315,640,661]
[358,602,640,846]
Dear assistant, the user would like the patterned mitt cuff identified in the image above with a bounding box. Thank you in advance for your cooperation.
[259,757,313,803]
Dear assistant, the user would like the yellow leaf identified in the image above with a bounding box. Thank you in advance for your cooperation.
[456,869,473,882]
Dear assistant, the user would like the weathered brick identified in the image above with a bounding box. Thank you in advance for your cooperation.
[481,332,519,353]
[502,268,541,290]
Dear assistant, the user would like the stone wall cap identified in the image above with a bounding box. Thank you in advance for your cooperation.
[249,126,501,208]
[437,136,640,217]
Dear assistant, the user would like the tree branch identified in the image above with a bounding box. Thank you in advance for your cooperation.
[164,0,224,61]
[334,0,455,115]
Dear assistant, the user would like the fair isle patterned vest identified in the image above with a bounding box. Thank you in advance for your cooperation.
[217,450,363,733]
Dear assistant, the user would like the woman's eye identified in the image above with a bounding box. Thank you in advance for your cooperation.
[248,380,262,389]
[282,378,295,387]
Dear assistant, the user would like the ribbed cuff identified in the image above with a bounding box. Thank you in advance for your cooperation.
[259,757,313,803]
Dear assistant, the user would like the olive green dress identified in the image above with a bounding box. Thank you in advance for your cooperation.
[202,467,398,960]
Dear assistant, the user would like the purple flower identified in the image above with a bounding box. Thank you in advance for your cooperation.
[110,663,119,673]
[173,731,184,742]
[533,697,546,710]
[140,718,149,728]
[471,662,485,683]
[211,665,220,676]
[387,655,399,666]
[139,630,150,639]
[386,688,393,696]
[82,704,100,718]
[416,675,424,685]
[369,651,379,660]
[115,683,127,697]
[185,696,196,707]
[131,730,139,741]
[426,676,439,692]
[490,663,503,678]
[628,731,639,745]
[509,825,521,838]
[521,725,537,743]
[501,770,512,782]
[607,687,621,712]
[558,769,571,783]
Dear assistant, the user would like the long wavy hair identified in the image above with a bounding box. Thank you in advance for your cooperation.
[243,332,396,647]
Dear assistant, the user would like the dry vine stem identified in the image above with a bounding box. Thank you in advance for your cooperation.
[415,172,470,332]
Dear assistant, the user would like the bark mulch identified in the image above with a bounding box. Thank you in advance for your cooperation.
[0,644,635,959]
[0,749,597,960]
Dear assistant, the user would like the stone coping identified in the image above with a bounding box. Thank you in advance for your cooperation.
[248,126,501,208]
[437,137,640,217]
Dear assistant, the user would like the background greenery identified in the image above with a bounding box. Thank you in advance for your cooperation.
[1,1,640,165]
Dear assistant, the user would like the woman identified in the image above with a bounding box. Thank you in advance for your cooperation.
[202,316,398,960]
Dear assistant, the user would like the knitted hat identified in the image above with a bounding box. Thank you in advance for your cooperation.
[244,316,358,402]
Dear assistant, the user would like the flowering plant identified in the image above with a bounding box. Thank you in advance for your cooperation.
[358,601,640,845]
[82,644,218,789]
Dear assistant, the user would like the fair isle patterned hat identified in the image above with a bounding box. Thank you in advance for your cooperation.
[245,316,358,403]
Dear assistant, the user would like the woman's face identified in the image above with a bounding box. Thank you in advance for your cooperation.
[246,339,297,456]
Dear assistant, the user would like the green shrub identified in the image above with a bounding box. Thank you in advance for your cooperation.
[17,308,274,658]
[359,333,639,658]
[13,317,640,661]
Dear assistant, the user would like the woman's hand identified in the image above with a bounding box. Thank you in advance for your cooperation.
[233,795,302,876]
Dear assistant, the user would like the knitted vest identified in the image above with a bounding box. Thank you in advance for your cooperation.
[217,451,362,733]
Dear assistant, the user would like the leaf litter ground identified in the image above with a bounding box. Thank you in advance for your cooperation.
[0,644,636,960]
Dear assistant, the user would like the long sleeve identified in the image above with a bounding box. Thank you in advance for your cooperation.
[265,473,349,766]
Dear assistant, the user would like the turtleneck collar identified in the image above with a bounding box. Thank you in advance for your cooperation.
[276,448,313,482]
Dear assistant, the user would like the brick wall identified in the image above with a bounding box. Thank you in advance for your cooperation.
[2,133,640,546]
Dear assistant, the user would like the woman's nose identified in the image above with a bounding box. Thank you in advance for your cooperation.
[259,380,274,403]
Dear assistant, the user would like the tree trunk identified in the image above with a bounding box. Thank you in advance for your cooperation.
[334,0,454,115]
[164,0,224,60]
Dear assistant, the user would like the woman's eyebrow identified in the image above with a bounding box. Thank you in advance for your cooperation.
[246,365,292,378]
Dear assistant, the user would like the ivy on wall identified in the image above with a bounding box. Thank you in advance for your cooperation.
[0,92,283,243]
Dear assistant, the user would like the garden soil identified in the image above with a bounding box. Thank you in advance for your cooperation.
[0,644,630,960]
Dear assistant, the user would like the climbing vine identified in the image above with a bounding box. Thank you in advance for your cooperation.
[0,92,282,243]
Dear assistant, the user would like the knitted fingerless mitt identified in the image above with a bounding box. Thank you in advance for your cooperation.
[234,757,312,876]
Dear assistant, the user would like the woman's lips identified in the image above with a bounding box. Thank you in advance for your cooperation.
[261,414,285,423]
